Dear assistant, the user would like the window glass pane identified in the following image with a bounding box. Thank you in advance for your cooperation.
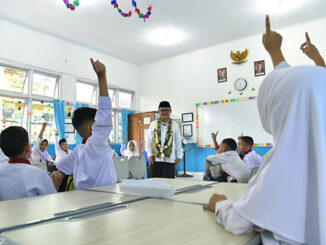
[30,101,54,144]
[0,96,27,130]
[76,82,97,104]
[32,73,57,97]
[117,111,123,143]
[119,92,132,109]
[0,66,29,94]
[109,89,116,108]
[110,112,115,142]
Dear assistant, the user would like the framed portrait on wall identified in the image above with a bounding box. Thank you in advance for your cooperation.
[65,124,75,133]
[254,60,265,76]
[183,124,193,137]
[217,67,227,83]
[182,112,193,123]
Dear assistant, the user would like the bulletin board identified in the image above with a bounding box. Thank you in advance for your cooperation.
[196,97,273,148]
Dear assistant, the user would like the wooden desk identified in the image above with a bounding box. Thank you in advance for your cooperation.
[2,198,257,245]
[0,190,143,231]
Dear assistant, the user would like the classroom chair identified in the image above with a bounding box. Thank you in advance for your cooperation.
[113,156,129,182]
[128,156,146,179]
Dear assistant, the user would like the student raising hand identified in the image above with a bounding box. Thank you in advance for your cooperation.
[262,15,285,67]
[203,193,227,212]
[300,32,325,67]
[90,58,109,97]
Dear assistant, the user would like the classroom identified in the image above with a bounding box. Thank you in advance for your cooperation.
[0,0,325,244]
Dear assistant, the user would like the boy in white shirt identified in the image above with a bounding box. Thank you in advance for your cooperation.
[204,131,250,183]
[54,129,72,162]
[0,126,59,201]
[237,136,262,170]
[56,58,117,190]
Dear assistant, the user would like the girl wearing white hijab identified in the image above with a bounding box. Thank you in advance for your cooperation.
[120,138,140,160]
[203,16,326,245]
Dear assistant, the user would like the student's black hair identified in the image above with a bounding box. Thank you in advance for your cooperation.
[239,136,254,147]
[59,138,67,145]
[41,139,48,146]
[221,138,237,151]
[72,107,97,131]
[0,126,29,158]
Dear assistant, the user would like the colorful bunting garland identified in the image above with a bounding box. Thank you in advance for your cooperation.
[131,0,152,21]
[110,0,133,18]
[63,0,79,11]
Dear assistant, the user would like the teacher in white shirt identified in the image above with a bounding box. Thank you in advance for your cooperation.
[145,101,183,178]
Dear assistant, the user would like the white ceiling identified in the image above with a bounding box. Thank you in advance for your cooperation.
[0,0,325,65]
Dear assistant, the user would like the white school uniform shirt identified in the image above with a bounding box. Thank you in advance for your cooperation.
[120,140,140,159]
[54,135,72,162]
[30,138,54,163]
[0,162,56,201]
[145,120,183,163]
[243,150,262,170]
[207,151,250,183]
[56,97,117,190]
[0,148,8,167]
[215,62,326,245]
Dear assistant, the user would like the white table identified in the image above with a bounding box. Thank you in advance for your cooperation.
[1,198,257,245]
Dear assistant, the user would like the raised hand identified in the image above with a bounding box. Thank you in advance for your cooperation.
[262,15,285,67]
[211,131,219,140]
[91,58,106,78]
[300,32,325,67]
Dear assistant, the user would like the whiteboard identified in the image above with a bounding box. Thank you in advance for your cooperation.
[197,99,273,146]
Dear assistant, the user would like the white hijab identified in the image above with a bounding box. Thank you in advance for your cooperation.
[233,62,326,244]
[125,140,140,160]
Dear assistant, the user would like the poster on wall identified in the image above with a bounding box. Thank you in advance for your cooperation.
[254,60,265,76]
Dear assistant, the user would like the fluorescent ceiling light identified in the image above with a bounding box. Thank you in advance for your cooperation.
[258,0,307,14]
[148,28,185,46]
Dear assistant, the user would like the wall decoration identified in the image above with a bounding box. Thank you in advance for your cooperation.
[254,60,265,76]
[65,124,75,133]
[227,91,232,95]
[182,112,194,123]
[230,49,248,64]
[217,68,227,83]
[110,0,152,21]
[63,0,79,11]
[183,124,193,137]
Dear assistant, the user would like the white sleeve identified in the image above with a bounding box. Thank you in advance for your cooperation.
[120,144,126,156]
[207,153,226,163]
[54,134,63,160]
[275,61,290,69]
[215,200,255,235]
[30,138,42,162]
[85,96,112,157]
[145,122,154,157]
[56,150,75,175]
[174,122,183,159]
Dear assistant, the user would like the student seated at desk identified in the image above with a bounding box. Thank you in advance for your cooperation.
[0,126,61,201]
[203,131,249,183]
[30,122,56,172]
[203,16,326,245]
[237,136,262,170]
[53,129,72,162]
[56,58,117,190]
[120,137,140,159]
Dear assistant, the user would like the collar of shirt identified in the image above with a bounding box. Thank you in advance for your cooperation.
[9,157,31,165]
[82,138,87,144]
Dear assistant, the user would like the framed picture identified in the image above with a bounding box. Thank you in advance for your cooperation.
[254,60,265,76]
[65,124,75,133]
[183,124,193,137]
[217,67,227,83]
[182,112,193,123]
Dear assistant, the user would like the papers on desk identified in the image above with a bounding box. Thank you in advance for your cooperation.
[119,180,175,198]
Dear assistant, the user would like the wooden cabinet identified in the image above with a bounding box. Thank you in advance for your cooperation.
[128,111,157,153]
